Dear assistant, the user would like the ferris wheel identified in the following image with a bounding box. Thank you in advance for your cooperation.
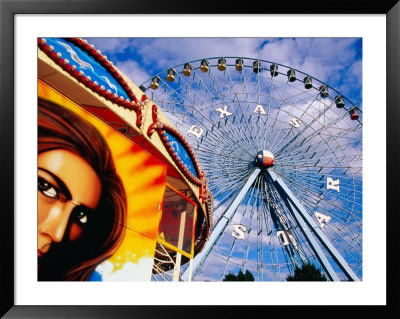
[140,57,362,282]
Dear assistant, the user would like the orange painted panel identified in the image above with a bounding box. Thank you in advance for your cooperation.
[38,80,167,280]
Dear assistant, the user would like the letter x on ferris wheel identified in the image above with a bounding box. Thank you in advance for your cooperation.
[140,57,362,281]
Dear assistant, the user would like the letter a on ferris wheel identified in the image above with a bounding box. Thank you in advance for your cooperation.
[141,57,362,281]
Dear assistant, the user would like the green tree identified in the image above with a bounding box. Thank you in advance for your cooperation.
[286,263,327,281]
[223,270,255,281]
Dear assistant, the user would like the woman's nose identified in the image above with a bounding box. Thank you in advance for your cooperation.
[39,205,72,243]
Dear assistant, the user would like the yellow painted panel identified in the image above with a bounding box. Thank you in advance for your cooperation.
[39,80,167,280]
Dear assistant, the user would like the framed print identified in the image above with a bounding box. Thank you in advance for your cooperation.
[1,0,399,318]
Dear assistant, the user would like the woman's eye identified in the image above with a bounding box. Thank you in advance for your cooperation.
[72,206,92,225]
[38,177,59,199]
[76,210,88,224]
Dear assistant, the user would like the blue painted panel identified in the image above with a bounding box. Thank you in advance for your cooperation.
[165,131,198,178]
[44,38,130,100]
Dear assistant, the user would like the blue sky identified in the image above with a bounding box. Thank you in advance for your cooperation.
[86,37,362,108]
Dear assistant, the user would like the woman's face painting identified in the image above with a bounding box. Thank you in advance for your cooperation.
[38,149,101,258]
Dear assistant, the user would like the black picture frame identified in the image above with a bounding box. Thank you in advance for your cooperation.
[1,0,399,318]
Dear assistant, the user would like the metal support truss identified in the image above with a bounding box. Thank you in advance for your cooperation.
[268,169,360,281]
[182,168,262,281]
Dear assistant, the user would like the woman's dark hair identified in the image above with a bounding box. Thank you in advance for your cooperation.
[38,98,127,281]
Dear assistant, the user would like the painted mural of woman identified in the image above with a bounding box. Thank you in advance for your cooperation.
[38,98,127,281]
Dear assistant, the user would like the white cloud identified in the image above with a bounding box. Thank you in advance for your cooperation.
[85,38,133,55]
[115,60,151,85]
[96,258,154,281]
[85,37,362,106]
[131,38,265,69]
[338,59,362,101]
[259,38,360,87]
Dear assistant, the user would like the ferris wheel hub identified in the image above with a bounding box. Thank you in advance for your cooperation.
[255,150,275,168]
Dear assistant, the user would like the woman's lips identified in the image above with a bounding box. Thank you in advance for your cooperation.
[38,249,44,258]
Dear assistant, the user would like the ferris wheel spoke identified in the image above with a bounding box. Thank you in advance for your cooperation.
[207,177,248,192]
[275,163,361,173]
[276,136,362,194]
[331,227,362,247]
[276,163,362,187]
[254,180,268,279]
[213,113,259,153]
[208,168,252,189]
[242,181,264,269]
[276,133,359,183]
[263,80,293,149]
[195,135,253,161]
[277,137,362,166]
[182,168,261,280]
[298,192,361,227]
[268,126,292,154]
[273,98,341,157]
[257,70,276,151]
[260,92,337,153]
[263,178,306,267]
[278,119,362,150]
[153,92,257,158]
[190,69,230,102]
[208,178,248,199]
[204,69,235,99]
[218,177,262,278]
[325,224,362,252]
[181,68,234,106]
[196,151,250,165]
[275,104,353,158]
[222,70,260,150]
[277,167,362,210]
[274,176,338,211]
[231,92,260,150]
[209,176,252,214]
[267,170,360,281]
[280,133,361,168]
[282,177,361,211]
[277,163,362,177]
[275,170,361,224]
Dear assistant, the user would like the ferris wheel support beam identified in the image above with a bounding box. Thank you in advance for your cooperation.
[282,200,339,281]
[268,170,360,282]
[182,168,262,281]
